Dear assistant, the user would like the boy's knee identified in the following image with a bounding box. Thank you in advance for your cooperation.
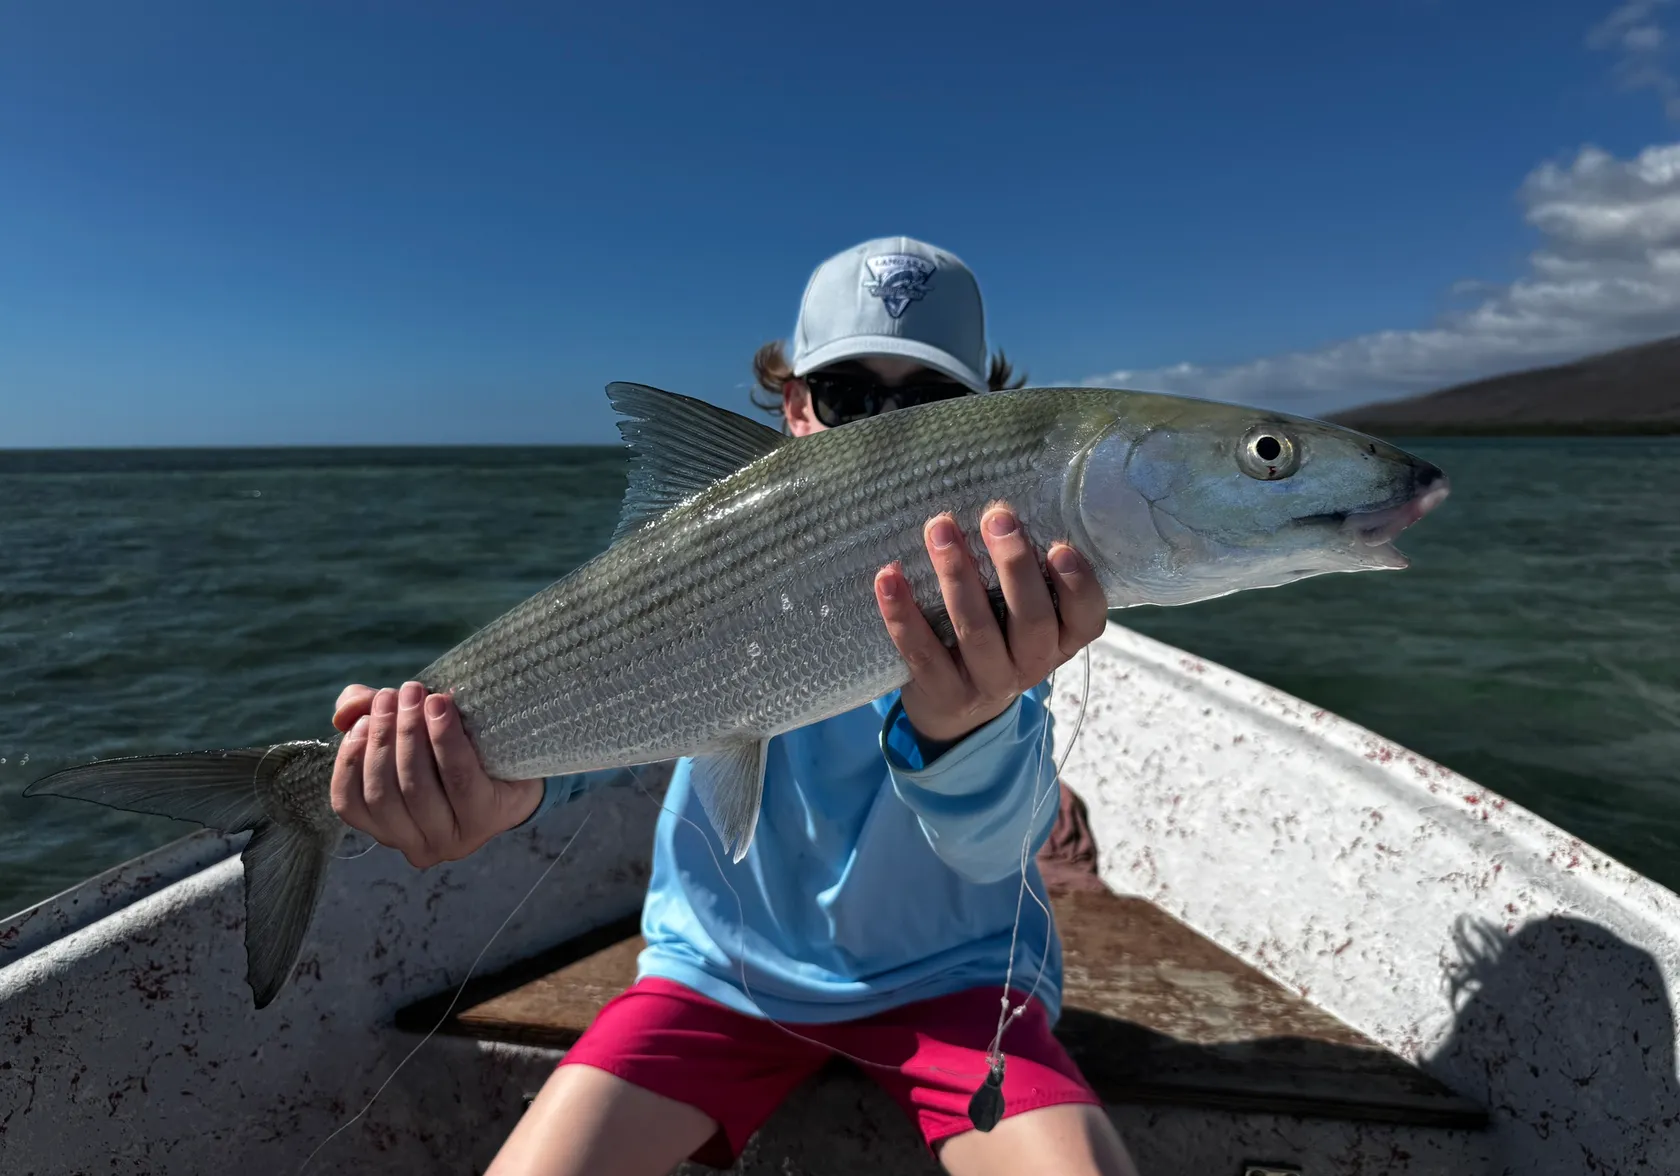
[938,1102,1137,1176]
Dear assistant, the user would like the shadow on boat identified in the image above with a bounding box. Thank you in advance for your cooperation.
[1424,913,1679,1171]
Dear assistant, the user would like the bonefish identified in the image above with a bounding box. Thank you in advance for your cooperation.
[26,381,1450,1008]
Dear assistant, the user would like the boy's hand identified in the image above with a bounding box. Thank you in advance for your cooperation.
[328,681,544,868]
[874,504,1108,748]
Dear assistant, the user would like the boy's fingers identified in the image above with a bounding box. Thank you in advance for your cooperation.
[395,682,456,857]
[426,692,501,845]
[925,515,1012,703]
[360,688,425,861]
[981,505,1058,686]
[875,565,966,699]
[1047,544,1109,656]
[329,715,375,832]
[333,684,377,732]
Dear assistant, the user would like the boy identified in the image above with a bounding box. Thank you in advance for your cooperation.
[330,237,1137,1176]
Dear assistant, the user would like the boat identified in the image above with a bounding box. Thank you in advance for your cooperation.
[3,621,1676,1174]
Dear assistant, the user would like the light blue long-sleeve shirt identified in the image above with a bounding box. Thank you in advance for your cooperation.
[523,682,1064,1025]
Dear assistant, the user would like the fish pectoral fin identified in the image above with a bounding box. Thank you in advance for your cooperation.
[241,819,342,1009]
[688,737,770,863]
[605,382,790,543]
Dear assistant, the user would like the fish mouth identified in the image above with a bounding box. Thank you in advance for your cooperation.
[1348,477,1451,546]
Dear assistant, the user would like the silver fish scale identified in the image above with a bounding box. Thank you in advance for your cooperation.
[419,390,1114,782]
[265,741,344,832]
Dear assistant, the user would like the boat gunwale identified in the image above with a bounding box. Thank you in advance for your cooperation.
[0,827,243,964]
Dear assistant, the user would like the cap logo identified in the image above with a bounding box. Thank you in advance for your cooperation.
[863,253,936,319]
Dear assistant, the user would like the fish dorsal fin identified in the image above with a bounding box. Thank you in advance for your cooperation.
[606,382,789,543]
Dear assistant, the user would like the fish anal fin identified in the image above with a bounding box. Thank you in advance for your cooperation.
[687,737,769,863]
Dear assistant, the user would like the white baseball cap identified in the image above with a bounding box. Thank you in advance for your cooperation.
[790,236,990,394]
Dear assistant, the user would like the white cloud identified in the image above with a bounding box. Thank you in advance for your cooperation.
[1590,0,1680,117]
[1087,140,1680,415]
[1590,0,1670,52]
[1086,5,1680,416]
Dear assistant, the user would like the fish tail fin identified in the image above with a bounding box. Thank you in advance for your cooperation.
[24,740,343,1008]
[239,815,339,1007]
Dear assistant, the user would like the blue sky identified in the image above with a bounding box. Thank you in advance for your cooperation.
[4,0,1679,446]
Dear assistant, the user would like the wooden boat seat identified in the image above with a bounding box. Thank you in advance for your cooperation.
[395,886,1485,1129]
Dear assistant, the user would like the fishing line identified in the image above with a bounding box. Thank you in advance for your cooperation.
[1013,643,1092,1003]
[625,641,1094,1108]
[297,636,1086,1170]
[333,838,379,861]
[971,643,1090,1127]
[631,771,989,1084]
[297,809,594,1174]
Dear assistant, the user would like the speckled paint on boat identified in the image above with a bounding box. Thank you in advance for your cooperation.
[1050,624,1680,1176]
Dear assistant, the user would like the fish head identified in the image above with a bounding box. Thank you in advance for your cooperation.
[1068,393,1450,607]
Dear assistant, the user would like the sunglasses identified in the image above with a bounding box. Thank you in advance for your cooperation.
[802,368,973,427]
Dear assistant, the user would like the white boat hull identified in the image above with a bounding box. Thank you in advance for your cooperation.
[2,622,1674,1175]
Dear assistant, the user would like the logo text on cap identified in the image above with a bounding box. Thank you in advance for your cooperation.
[863,254,937,319]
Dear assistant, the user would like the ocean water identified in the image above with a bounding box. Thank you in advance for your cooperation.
[1,438,1676,916]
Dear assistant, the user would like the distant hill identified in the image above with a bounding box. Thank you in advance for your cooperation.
[1328,335,1680,435]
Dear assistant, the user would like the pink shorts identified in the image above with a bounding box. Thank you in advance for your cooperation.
[558,976,1101,1167]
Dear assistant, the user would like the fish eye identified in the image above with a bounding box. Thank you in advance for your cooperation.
[1236,425,1301,481]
